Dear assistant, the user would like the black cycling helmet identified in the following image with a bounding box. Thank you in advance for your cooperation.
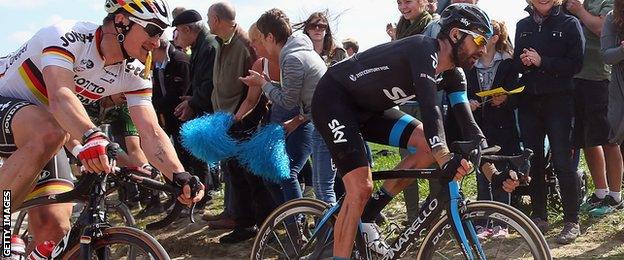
[440,3,493,38]
[439,3,493,68]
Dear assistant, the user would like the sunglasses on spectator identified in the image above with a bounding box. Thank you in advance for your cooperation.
[129,16,165,38]
[458,29,488,46]
[307,23,328,31]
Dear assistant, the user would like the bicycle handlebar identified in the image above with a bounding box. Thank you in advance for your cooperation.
[106,143,198,230]
[113,167,200,230]
[449,139,533,190]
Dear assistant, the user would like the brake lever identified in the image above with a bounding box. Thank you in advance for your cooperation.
[187,175,201,223]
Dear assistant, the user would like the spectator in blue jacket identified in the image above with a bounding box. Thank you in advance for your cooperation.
[513,0,584,244]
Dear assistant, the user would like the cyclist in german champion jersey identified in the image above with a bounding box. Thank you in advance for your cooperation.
[312,4,520,258]
[0,0,204,250]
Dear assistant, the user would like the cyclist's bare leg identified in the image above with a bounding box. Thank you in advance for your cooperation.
[125,136,148,166]
[381,123,435,196]
[0,105,69,208]
[27,202,72,253]
[334,166,373,258]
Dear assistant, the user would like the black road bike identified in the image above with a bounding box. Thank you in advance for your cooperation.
[251,140,551,260]
[12,143,199,260]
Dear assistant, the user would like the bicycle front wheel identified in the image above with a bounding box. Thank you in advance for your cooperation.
[63,226,169,260]
[251,198,331,260]
[418,201,551,260]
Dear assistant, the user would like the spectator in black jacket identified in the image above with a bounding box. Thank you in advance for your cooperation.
[152,39,190,139]
[173,10,219,121]
[513,0,584,244]
[170,10,220,211]
[152,38,220,198]
[466,20,521,238]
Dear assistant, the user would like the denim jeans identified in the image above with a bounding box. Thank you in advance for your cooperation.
[264,105,311,205]
[311,127,337,204]
[518,93,580,223]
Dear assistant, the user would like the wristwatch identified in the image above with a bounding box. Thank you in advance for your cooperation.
[82,127,102,143]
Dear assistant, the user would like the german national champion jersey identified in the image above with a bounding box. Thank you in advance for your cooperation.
[0,20,152,107]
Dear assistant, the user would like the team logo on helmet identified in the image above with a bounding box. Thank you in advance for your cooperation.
[460,18,470,27]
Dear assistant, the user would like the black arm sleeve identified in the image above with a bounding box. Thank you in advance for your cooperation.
[440,68,485,144]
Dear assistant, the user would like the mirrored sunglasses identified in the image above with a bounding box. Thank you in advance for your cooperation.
[129,16,165,38]
[458,29,488,47]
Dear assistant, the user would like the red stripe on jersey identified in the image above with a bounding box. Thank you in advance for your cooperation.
[75,85,102,100]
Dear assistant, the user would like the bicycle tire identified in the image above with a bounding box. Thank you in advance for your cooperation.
[250,198,330,260]
[105,199,137,227]
[418,201,551,260]
[12,210,27,236]
[63,226,169,260]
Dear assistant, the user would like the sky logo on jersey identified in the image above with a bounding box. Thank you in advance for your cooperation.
[348,65,390,82]
[0,102,10,112]
[429,136,443,149]
[431,53,438,69]
[383,87,415,106]
[328,119,347,144]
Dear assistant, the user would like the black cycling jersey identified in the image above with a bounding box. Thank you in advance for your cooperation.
[312,35,483,174]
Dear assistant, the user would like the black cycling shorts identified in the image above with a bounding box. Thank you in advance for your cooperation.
[0,95,74,199]
[312,74,421,175]
[0,96,35,157]
[25,149,74,200]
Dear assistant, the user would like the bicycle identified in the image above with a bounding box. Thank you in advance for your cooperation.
[251,140,552,259]
[13,143,200,259]
[512,147,588,216]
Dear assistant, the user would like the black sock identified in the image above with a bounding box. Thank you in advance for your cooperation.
[361,187,394,223]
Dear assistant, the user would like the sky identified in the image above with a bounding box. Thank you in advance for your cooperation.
[0,0,528,55]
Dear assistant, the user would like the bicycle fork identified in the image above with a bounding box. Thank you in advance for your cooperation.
[448,180,486,260]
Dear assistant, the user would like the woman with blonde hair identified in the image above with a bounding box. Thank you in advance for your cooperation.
[514,0,583,244]
[235,23,313,206]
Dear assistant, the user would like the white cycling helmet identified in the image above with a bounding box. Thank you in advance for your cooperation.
[105,0,171,28]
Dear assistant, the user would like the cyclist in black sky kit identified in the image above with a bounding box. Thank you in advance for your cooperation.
[311,4,519,258]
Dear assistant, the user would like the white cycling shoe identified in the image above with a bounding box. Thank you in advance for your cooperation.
[361,222,389,255]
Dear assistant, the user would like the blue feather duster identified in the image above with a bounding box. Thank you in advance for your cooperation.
[180,112,239,164]
[239,123,290,183]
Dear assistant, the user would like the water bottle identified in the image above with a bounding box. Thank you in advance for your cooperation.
[27,241,55,260]
[7,235,26,260]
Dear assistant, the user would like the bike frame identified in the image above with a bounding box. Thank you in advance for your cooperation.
[298,169,487,260]
[15,167,177,259]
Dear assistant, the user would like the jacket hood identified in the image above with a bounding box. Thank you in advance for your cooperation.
[280,34,315,61]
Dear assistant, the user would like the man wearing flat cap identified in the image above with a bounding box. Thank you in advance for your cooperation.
[171,9,219,211]
[173,9,218,121]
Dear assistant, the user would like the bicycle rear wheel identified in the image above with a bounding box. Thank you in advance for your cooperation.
[251,198,332,260]
[418,201,551,260]
[64,226,169,260]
